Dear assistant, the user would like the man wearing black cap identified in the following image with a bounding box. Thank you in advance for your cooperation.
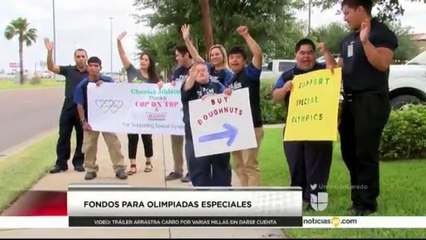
[320,0,398,215]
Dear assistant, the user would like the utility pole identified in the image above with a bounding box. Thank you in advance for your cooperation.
[52,0,56,80]
[109,17,114,76]
[308,0,312,36]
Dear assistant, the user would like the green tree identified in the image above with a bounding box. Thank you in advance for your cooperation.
[135,27,181,79]
[4,18,37,84]
[132,0,303,62]
[311,20,419,62]
[311,22,349,53]
[387,21,420,62]
[265,19,307,59]
[311,0,404,23]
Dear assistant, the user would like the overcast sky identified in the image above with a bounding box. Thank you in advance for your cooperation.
[1,0,425,73]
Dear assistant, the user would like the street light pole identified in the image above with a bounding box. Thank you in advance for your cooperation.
[109,17,114,76]
[52,0,56,79]
[308,0,312,36]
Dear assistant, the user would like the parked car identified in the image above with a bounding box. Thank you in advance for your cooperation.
[316,54,340,63]
[260,59,296,80]
[388,51,426,109]
[261,56,340,80]
[41,71,52,78]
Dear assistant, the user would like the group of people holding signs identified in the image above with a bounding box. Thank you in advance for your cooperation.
[46,0,397,216]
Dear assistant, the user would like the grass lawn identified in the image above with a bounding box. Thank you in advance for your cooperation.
[0,79,64,90]
[259,127,426,238]
[0,134,57,213]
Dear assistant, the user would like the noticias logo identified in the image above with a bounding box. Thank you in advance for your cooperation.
[303,217,357,228]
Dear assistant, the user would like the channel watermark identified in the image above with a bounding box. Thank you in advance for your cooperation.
[316,184,368,190]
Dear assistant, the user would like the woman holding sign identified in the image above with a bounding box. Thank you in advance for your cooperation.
[117,31,163,175]
[272,39,333,212]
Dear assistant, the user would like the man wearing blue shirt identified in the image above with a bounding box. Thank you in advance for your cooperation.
[73,57,127,180]
[272,39,333,211]
[165,45,193,183]
[227,26,264,187]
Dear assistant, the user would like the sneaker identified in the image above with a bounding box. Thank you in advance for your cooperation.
[49,165,67,174]
[84,172,97,180]
[180,173,190,183]
[74,165,85,172]
[116,169,128,180]
[165,171,183,181]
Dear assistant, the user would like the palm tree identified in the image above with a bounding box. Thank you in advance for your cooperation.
[4,18,37,84]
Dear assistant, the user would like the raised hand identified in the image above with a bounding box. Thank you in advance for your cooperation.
[236,26,249,37]
[188,64,197,80]
[117,31,127,41]
[44,38,54,51]
[181,24,190,41]
[318,42,329,54]
[360,19,371,44]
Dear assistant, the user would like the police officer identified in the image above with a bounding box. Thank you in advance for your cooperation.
[44,38,88,173]
[320,0,398,215]
[272,38,333,211]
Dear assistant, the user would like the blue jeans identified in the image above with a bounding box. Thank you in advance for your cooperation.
[185,138,231,186]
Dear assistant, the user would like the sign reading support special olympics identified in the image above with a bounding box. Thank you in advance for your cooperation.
[189,88,257,157]
[284,68,342,141]
[87,82,184,135]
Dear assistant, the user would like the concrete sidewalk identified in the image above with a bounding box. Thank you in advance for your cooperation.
[0,134,285,238]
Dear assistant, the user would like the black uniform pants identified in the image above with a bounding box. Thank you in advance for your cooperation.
[283,140,333,202]
[55,98,84,169]
[339,92,390,211]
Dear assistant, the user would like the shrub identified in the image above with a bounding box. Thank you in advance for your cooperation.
[260,82,286,124]
[31,75,42,85]
[380,104,426,160]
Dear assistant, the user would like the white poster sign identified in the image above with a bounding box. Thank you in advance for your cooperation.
[87,82,184,135]
[189,88,257,157]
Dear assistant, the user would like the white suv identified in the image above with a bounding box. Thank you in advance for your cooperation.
[388,51,426,109]
[260,59,296,80]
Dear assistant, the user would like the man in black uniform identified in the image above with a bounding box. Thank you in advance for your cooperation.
[44,38,88,173]
[320,0,398,215]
